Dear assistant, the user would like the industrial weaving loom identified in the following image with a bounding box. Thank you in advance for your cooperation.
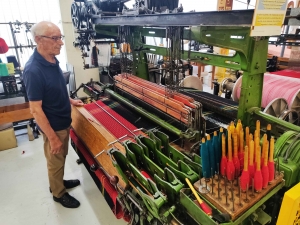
[69,1,300,224]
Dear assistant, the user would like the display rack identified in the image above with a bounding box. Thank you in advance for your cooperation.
[0,21,36,99]
[0,21,38,138]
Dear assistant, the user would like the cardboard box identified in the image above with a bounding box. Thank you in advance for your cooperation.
[6,63,15,74]
[0,123,17,151]
[0,63,9,76]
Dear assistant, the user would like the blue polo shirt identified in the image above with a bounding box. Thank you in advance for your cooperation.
[23,49,71,131]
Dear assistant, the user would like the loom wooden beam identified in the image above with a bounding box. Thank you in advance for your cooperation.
[71,105,127,190]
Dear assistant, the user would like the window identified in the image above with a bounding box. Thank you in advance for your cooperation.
[0,0,67,70]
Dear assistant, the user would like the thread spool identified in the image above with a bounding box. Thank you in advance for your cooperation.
[231,74,300,113]
[221,77,235,93]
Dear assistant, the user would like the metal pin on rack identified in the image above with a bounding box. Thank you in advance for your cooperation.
[217,174,221,200]
[199,169,202,186]
[236,170,239,187]
[234,169,238,187]
[225,178,229,206]
[199,171,208,194]
[238,179,243,207]
[245,183,249,203]
[231,182,235,212]
[230,171,233,192]
[223,166,226,186]
[250,178,255,197]
[211,168,214,196]
[224,174,227,193]
[217,163,220,180]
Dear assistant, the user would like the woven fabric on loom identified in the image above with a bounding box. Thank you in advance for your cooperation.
[84,100,143,139]
[271,70,300,79]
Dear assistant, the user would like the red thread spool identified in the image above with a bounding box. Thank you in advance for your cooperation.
[240,146,249,192]
[238,129,244,173]
[262,140,269,189]
[254,146,263,192]
[226,133,235,181]
[268,137,275,183]
[233,133,240,177]
[220,134,227,177]
[248,140,255,186]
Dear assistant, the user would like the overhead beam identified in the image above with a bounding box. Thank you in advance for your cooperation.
[92,8,300,27]
[94,10,255,26]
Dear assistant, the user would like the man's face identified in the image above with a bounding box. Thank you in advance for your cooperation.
[36,26,64,56]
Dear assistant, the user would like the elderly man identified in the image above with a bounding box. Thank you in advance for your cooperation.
[23,21,83,208]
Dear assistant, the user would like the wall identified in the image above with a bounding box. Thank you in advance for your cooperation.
[58,0,100,96]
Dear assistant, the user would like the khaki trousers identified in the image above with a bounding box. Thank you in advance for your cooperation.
[42,128,70,198]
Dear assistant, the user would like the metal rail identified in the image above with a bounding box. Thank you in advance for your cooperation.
[94,10,255,26]
[93,8,300,27]
[89,8,300,27]
[105,89,183,136]
[91,99,139,138]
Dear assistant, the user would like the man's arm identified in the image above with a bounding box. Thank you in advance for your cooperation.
[69,97,84,106]
[29,101,62,154]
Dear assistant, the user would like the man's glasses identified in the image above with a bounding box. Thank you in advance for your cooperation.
[40,35,64,41]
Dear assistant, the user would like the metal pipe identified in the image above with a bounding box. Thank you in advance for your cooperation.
[9,22,21,67]
[8,45,36,49]
[253,108,300,132]
[92,99,138,138]
[224,81,235,92]
[105,89,183,136]
[126,193,144,212]
[280,25,290,57]
[95,10,255,26]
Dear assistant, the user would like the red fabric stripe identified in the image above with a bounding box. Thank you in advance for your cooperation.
[84,100,143,140]
[271,69,300,79]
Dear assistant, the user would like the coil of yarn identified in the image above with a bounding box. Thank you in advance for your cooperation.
[233,73,300,112]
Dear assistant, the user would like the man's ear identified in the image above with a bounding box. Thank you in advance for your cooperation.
[34,36,41,44]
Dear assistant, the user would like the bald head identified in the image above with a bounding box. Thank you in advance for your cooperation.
[31,21,64,62]
[31,21,59,41]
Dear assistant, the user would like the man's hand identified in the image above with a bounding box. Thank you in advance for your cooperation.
[29,100,63,154]
[70,98,84,106]
[49,137,63,154]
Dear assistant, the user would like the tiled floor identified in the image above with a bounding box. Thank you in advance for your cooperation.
[0,133,126,225]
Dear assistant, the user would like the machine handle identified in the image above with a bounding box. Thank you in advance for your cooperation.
[185,178,212,216]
